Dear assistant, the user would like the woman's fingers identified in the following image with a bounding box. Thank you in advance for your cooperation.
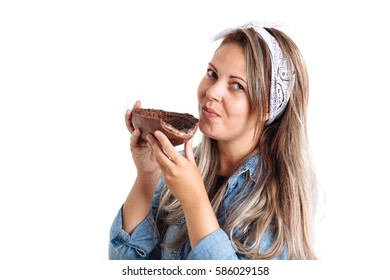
[130,128,143,146]
[125,109,134,132]
[125,100,142,133]
[155,131,181,162]
[133,100,141,109]
[184,137,196,166]
[147,131,196,167]
[146,131,178,166]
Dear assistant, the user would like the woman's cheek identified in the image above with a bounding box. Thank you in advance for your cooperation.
[197,77,207,98]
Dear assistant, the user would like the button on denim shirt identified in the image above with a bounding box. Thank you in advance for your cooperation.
[109,154,287,260]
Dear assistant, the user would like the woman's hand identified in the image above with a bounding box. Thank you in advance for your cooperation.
[125,101,160,177]
[146,130,205,207]
[146,130,220,248]
[122,101,161,234]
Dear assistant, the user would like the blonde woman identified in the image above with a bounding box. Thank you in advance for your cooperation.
[109,21,317,260]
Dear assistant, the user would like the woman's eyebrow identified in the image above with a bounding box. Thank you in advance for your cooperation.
[209,62,247,84]
[230,75,247,84]
[208,63,217,73]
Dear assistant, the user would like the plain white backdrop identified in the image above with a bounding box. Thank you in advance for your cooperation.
[1,0,389,279]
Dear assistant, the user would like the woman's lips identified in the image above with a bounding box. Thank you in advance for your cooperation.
[202,106,220,118]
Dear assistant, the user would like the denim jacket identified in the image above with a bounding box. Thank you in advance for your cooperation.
[109,154,287,260]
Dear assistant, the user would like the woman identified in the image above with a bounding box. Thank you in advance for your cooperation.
[109,22,317,260]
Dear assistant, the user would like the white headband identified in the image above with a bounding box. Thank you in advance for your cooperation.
[212,21,295,124]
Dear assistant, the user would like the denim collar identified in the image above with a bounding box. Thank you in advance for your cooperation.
[230,153,261,181]
[221,153,261,217]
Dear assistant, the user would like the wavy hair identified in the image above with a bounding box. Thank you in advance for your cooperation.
[157,28,317,259]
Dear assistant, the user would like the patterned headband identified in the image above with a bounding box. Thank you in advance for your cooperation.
[211,21,295,124]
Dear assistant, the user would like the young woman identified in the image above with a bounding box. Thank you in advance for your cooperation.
[109,22,317,260]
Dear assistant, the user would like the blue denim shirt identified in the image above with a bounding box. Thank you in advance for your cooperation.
[109,154,287,260]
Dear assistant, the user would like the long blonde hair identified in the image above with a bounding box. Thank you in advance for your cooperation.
[157,28,317,259]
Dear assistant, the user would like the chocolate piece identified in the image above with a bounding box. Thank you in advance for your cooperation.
[131,108,199,146]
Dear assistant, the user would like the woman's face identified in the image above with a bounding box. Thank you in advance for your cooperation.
[197,42,257,144]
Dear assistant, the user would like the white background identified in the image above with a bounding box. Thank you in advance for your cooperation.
[1,0,389,279]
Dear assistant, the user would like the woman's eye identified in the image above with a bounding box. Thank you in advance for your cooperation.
[231,82,244,90]
[207,69,217,78]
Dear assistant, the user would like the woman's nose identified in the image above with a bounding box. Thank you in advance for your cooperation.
[205,81,223,102]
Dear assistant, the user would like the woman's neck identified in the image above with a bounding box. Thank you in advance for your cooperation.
[217,139,257,176]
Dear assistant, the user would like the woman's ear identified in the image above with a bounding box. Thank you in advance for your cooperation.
[264,112,269,122]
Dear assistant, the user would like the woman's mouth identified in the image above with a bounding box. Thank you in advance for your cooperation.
[202,106,220,118]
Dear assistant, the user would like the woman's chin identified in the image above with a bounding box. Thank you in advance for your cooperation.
[199,124,219,140]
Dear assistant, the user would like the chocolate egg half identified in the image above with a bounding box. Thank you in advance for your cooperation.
[131,108,199,146]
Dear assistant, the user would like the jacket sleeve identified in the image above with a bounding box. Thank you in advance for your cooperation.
[187,228,238,259]
[187,228,288,260]
[108,178,164,260]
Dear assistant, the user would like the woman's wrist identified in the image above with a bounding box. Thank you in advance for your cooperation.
[181,191,220,248]
[122,172,160,234]
[131,173,159,202]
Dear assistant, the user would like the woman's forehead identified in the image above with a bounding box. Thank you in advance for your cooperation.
[211,43,246,72]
